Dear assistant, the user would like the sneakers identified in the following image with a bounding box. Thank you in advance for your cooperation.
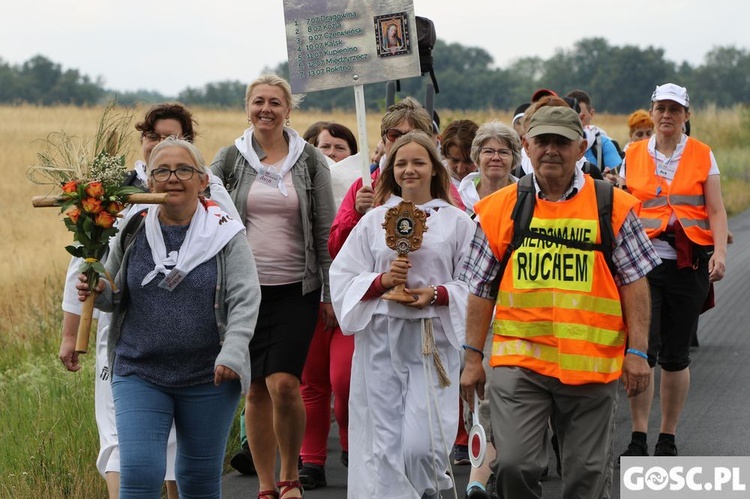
[230,445,256,475]
[654,439,678,456]
[298,463,327,490]
[453,444,470,465]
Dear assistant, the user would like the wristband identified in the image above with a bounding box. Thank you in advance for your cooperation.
[462,344,484,360]
[428,285,438,305]
[626,348,648,360]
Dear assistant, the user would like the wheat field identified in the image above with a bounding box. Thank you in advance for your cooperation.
[5,104,750,332]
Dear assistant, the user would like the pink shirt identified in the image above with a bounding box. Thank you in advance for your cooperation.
[246,169,305,285]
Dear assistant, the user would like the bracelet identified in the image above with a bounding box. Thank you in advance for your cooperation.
[462,344,485,360]
[428,285,438,305]
[626,348,649,360]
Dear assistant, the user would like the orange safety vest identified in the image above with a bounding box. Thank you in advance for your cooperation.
[474,176,639,385]
[625,138,713,245]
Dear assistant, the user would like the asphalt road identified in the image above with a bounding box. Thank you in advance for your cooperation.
[223,208,750,498]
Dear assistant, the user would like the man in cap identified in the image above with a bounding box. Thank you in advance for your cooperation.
[460,106,660,498]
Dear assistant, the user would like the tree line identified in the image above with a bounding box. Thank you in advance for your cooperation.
[2,38,749,113]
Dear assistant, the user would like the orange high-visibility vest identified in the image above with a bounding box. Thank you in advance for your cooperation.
[625,138,714,245]
[474,176,639,385]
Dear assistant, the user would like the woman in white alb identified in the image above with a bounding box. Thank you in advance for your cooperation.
[330,131,474,499]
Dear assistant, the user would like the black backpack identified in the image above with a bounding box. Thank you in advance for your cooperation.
[415,16,439,93]
[493,175,616,292]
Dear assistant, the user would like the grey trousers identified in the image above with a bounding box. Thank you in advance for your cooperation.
[489,366,617,499]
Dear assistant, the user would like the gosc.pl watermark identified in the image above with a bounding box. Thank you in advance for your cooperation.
[621,457,749,498]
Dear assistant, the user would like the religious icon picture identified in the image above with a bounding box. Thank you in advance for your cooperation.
[397,217,414,236]
[374,12,411,58]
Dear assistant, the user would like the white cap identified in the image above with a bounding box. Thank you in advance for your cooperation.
[651,83,689,107]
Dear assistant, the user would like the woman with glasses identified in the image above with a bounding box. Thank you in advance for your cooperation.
[211,74,335,499]
[77,137,261,498]
[59,103,201,499]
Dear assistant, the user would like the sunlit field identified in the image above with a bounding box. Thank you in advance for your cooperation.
[2,103,749,497]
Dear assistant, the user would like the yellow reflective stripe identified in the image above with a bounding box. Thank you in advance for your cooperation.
[643,197,668,208]
[492,339,621,374]
[497,290,622,316]
[670,194,705,206]
[493,320,625,347]
[679,217,710,230]
[640,217,662,229]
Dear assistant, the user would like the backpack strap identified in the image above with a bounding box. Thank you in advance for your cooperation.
[594,132,603,170]
[582,161,604,180]
[120,208,148,253]
[490,175,536,294]
[594,179,616,275]
[221,145,241,193]
[303,142,318,179]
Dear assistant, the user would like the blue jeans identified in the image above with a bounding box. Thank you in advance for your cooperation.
[112,374,240,499]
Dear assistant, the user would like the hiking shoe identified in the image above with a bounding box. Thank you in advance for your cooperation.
[453,444,470,465]
[654,439,678,456]
[466,485,490,499]
[299,463,327,490]
[230,446,256,475]
[341,450,348,468]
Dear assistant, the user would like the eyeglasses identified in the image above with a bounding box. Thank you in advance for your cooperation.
[384,128,408,142]
[479,147,513,159]
[150,166,200,182]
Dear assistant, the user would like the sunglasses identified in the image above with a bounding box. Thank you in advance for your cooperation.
[384,128,408,142]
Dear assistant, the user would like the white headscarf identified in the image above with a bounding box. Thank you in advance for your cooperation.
[234,126,307,196]
[141,198,244,291]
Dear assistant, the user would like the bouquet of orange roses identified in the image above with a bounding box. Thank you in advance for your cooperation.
[29,105,163,352]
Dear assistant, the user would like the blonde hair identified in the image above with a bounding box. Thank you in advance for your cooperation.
[245,74,303,110]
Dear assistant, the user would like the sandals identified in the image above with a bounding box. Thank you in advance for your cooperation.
[277,480,304,499]
[257,491,279,499]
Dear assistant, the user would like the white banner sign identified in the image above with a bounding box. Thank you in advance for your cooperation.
[283,0,421,93]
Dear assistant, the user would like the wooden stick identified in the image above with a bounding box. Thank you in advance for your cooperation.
[76,292,97,354]
[32,192,168,208]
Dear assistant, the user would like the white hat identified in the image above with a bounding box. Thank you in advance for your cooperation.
[651,83,689,107]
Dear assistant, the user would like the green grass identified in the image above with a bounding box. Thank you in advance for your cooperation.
[0,279,107,498]
[0,279,244,499]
